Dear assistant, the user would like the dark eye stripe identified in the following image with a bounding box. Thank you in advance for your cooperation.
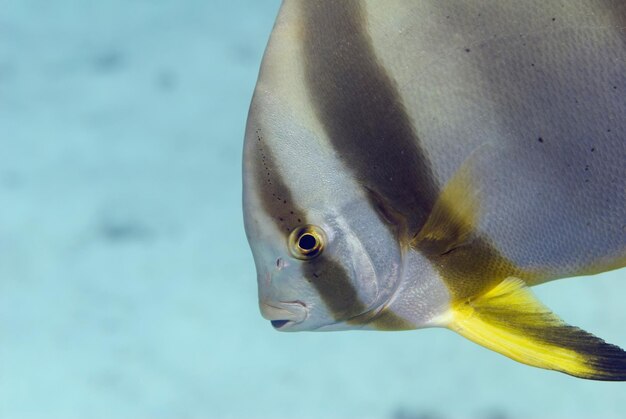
[302,257,366,320]
[303,254,414,329]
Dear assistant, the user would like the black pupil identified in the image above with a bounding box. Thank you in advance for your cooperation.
[298,234,317,251]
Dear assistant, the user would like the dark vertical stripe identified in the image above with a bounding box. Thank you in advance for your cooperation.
[304,257,414,328]
[302,0,438,236]
[303,259,365,320]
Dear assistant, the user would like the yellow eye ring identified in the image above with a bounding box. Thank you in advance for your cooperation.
[288,225,325,260]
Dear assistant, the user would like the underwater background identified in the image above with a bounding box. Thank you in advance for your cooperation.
[1,0,625,418]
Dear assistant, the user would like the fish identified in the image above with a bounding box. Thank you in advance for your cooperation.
[242,0,626,380]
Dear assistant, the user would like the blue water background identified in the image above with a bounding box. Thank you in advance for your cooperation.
[1,1,625,418]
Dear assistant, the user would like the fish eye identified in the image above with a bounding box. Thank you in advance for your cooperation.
[299,234,317,250]
[289,225,325,260]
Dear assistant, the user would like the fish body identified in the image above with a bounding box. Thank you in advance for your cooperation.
[243,0,626,380]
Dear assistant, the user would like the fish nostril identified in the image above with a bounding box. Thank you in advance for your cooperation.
[271,320,290,328]
[275,257,288,271]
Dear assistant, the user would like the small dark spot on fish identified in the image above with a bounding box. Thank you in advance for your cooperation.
[584,165,589,171]
[607,129,611,133]
[590,147,595,152]
[613,86,618,90]
[464,48,471,53]
[537,137,544,143]
[93,50,125,73]
[313,273,319,278]
[552,17,556,22]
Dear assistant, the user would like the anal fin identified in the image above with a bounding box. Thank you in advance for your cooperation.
[445,277,626,381]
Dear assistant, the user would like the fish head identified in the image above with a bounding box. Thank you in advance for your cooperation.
[244,199,406,333]
[243,93,406,332]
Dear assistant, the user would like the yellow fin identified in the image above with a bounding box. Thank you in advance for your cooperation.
[445,277,626,381]
[413,145,531,299]
[412,151,480,256]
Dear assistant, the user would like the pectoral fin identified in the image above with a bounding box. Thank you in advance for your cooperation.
[444,277,626,381]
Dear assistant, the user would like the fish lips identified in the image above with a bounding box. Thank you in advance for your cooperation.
[260,301,308,330]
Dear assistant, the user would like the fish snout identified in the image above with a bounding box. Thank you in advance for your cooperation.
[260,301,308,330]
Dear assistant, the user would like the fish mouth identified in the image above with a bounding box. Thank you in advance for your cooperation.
[260,301,308,330]
[270,320,291,328]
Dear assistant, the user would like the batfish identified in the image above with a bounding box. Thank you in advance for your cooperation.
[242,0,626,380]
